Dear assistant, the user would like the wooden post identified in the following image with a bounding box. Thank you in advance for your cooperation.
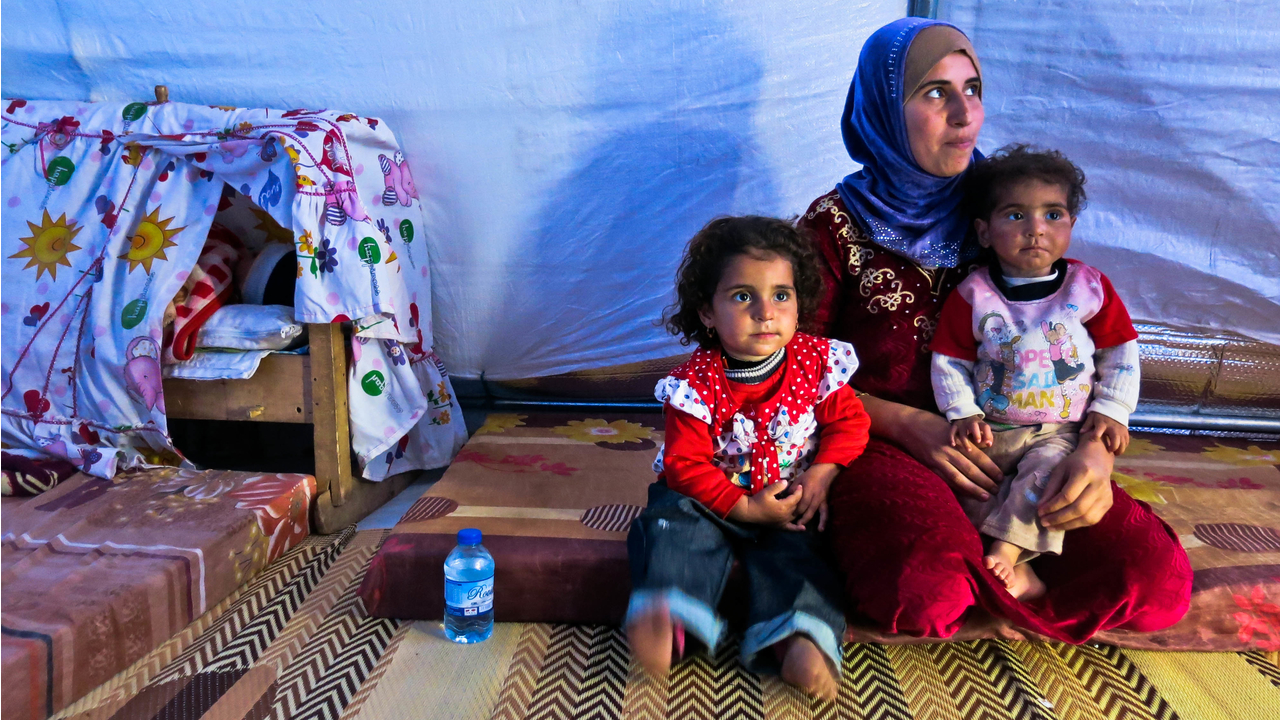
[309,322,353,507]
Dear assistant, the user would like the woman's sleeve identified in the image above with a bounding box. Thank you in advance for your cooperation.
[812,384,871,467]
[662,407,746,518]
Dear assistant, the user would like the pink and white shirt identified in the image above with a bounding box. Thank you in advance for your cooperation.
[930,260,1140,426]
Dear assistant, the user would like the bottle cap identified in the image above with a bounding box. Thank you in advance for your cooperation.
[458,528,482,545]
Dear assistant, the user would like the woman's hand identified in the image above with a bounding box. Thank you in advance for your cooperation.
[864,395,1002,499]
[728,480,803,528]
[1038,436,1115,530]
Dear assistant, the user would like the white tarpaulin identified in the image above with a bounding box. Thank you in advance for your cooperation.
[941,0,1280,348]
[4,0,1276,381]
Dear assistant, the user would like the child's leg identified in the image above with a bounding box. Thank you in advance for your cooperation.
[735,525,845,700]
[979,424,1079,599]
[955,424,1030,530]
[626,482,737,676]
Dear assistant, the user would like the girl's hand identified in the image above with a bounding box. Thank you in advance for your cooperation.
[728,481,803,528]
[787,463,839,531]
[951,415,993,449]
[1038,437,1115,530]
[866,396,1001,500]
[1081,412,1130,455]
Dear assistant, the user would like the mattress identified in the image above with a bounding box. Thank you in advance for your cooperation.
[359,411,1280,652]
[1,468,315,720]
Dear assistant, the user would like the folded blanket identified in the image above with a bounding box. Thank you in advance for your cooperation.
[1,451,80,496]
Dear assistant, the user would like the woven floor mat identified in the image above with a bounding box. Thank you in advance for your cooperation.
[54,530,1280,720]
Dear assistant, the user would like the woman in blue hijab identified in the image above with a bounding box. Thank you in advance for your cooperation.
[799,17,1191,641]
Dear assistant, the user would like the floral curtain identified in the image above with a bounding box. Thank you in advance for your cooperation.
[2,99,465,480]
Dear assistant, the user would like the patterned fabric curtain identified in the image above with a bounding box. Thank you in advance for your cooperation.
[2,100,465,480]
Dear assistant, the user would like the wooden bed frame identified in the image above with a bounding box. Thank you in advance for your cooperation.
[163,322,413,532]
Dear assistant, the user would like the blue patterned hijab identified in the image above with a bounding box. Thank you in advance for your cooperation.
[836,17,982,268]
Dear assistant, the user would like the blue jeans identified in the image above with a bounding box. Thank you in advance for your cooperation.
[626,482,845,675]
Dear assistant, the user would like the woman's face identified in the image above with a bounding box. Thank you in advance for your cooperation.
[903,51,984,177]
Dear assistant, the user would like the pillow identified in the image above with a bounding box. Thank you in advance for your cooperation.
[196,304,305,351]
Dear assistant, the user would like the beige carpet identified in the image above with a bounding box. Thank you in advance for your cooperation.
[48,529,1280,720]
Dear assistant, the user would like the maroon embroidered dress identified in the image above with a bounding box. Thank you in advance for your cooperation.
[800,189,1192,642]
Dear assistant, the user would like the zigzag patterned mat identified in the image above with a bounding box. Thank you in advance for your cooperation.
[53,530,1280,720]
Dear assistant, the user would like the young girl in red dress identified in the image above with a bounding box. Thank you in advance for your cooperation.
[626,216,870,700]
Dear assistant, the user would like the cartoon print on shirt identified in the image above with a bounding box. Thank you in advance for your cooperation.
[1041,320,1087,419]
[975,312,1020,413]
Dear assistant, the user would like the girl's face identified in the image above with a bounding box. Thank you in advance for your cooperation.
[903,51,984,177]
[698,251,798,361]
[975,179,1076,278]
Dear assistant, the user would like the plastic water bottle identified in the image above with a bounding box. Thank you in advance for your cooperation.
[443,528,494,643]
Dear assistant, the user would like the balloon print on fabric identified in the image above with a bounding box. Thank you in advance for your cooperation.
[9,209,82,280]
[120,102,148,133]
[379,151,418,206]
[38,155,76,209]
[258,169,282,209]
[123,336,164,412]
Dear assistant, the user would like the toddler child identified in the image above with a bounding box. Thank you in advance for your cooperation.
[930,145,1141,600]
[626,216,870,701]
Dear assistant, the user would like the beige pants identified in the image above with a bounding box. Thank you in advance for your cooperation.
[959,422,1079,560]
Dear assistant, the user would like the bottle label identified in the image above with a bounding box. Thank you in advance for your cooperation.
[445,575,494,617]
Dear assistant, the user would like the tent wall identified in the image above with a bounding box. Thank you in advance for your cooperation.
[941,0,1280,348]
[2,0,904,380]
[5,0,1277,382]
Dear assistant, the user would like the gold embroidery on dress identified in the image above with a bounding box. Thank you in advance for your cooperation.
[859,268,916,313]
[867,280,914,313]
[859,268,894,297]
[914,314,938,352]
[847,246,875,275]
[807,191,859,244]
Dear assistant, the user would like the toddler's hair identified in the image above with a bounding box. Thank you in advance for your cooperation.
[664,215,823,348]
[967,144,1088,220]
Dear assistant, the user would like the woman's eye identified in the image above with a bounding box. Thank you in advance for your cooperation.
[964,84,980,97]
[925,87,944,99]
[774,291,790,302]
[733,291,751,303]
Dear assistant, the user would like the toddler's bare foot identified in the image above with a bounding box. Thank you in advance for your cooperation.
[1011,562,1046,600]
[626,604,673,678]
[777,635,839,701]
[984,540,1046,600]
[983,554,1016,589]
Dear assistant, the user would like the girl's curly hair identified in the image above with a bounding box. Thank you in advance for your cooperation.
[663,216,824,348]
